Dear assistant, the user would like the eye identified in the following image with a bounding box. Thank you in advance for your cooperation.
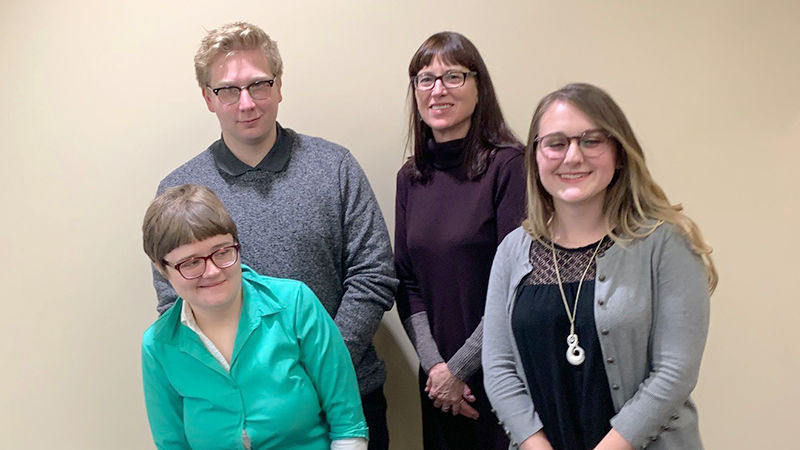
[443,72,463,83]
[416,74,435,85]
[179,258,202,270]
[215,247,234,258]
[542,136,568,149]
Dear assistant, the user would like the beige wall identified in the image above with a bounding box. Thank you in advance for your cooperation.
[2,0,798,448]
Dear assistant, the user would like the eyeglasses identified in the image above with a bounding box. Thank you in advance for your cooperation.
[207,79,275,105]
[412,70,477,91]
[534,129,613,160]
[163,243,240,280]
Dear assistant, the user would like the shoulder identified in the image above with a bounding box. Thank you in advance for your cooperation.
[290,129,352,164]
[142,301,182,349]
[485,146,525,180]
[158,146,217,193]
[496,226,531,259]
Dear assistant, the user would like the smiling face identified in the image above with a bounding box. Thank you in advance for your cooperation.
[414,57,478,142]
[535,100,617,212]
[202,48,282,153]
[162,234,243,314]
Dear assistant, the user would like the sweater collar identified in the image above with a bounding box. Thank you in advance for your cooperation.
[211,122,294,176]
[427,137,466,170]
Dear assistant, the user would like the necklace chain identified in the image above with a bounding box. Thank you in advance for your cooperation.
[550,237,605,365]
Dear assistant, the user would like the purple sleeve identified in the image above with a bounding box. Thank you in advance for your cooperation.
[494,151,526,243]
[394,170,428,321]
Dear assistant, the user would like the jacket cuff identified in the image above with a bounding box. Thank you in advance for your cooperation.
[447,320,483,380]
[403,312,444,372]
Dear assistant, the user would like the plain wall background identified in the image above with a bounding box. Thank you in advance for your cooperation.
[2,0,798,448]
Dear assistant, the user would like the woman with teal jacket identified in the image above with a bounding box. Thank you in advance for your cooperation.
[141,184,368,450]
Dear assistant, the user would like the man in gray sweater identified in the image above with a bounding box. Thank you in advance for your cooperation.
[152,22,397,449]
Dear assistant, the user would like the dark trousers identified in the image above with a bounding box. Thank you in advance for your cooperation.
[362,387,389,450]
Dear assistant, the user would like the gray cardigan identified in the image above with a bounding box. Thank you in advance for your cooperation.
[482,225,709,449]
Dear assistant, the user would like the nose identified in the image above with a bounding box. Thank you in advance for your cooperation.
[431,78,448,96]
[202,259,222,278]
[562,138,584,164]
[238,89,256,110]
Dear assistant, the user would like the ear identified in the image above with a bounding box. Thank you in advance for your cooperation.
[274,77,283,104]
[201,86,216,113]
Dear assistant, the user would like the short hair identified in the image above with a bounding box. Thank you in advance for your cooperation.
[194,21,283,87]
[142,184,238,272]
[523,83,717,292]
[404,31,521,182]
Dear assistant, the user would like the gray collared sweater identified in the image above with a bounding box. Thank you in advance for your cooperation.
[483,224,709,450]
[152,124,398,395]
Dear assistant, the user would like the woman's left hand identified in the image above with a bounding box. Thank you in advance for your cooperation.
[426,362,474,410]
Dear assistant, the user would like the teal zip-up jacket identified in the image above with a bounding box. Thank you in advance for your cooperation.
[142,265,368,449]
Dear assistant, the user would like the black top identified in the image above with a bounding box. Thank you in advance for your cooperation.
[512,238,616,450]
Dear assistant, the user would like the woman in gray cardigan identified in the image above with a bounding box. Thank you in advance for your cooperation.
[482,83,717,450]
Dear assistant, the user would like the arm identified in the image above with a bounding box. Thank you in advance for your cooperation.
[482,235,544,446]
[294,282,369,442]
[608,230,710,446]
[334,154,398,366]
[394,171,445,372]
[141,340,190,449]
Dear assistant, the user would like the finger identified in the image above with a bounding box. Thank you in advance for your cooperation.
[432,398,443,409]
[458,403,480,420]
[462,384,477,402]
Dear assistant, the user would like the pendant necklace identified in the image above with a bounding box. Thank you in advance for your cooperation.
[550,236,605,366]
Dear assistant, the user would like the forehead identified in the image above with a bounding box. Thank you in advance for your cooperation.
[417,56,468,74]
[207,48,273,84]
[165,234,234,261]
[538,101,598,135]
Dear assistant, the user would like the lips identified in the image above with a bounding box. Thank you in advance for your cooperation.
[430,103,453,110]
[558,172,591,181]
[199,279,226,289]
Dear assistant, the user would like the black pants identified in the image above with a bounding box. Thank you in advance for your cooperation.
[362,387,389,450]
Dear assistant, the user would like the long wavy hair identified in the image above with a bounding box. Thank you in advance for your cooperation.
[404,31,521,182]
[523,83,717,292]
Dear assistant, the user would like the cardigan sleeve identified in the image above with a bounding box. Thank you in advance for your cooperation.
[141,338,190,449]
[294,282,369,442]
[482,232,543,446]
[609,229,710,447]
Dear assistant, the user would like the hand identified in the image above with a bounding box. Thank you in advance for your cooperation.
[593,428,634,450]
[425,363,479,419]
[520,430,554,450]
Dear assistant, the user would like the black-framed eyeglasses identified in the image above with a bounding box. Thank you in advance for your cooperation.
[534,129,613,160]
[412,70,477,91]
[163,243,241,280]
[207,79,275,105]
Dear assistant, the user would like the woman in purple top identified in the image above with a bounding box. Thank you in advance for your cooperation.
[394,31,526,450]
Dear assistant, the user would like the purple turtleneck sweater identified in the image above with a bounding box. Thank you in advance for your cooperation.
[394,139,525,379]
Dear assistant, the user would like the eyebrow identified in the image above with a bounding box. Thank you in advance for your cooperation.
[174,241,235,262]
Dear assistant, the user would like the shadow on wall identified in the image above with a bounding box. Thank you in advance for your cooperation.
[374,322,423,450]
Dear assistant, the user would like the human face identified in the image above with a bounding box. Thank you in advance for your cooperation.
[414,57,478,142]
[202,48,282,152]
[535,101,617,211]
[162,234,243,313]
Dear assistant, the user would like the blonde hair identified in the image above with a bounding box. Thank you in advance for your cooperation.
[142,184,238,272]
[523,83,717,293]
[194,21,283,87]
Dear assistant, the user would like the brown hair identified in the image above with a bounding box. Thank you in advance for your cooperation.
[142,184,238,272]
[523,83,717,292]
[194,21,283,87]
[404,31,521,182]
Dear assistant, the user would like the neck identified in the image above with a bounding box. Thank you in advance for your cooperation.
[550,200,608,248]
[223,128,277,168]
[192,295,242,336]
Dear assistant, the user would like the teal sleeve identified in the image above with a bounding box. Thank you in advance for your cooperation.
[293,283,369,441]
[141,339,190,449]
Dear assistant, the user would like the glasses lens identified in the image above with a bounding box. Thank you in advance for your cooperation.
[248,81,272,100]
[211,246,239,269]
[442,72,465,88]
[216,87,241,105]
[541,134,568,150]
[177,258,205,279]
[415,74,435,90]
[580,131,608,148]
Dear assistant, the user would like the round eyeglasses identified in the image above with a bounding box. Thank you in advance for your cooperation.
[164,243,240,280]
[412,70,477,91]
[207,79,275,105]
[534,129,613,160]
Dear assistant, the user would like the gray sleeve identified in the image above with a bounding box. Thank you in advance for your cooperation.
[609,230,710,447]
[447,319,483,381]
[483,235,543,446]
[402,311,444,373]
[333,153,398,365]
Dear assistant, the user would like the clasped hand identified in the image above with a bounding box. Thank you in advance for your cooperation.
[425,363,479,419]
